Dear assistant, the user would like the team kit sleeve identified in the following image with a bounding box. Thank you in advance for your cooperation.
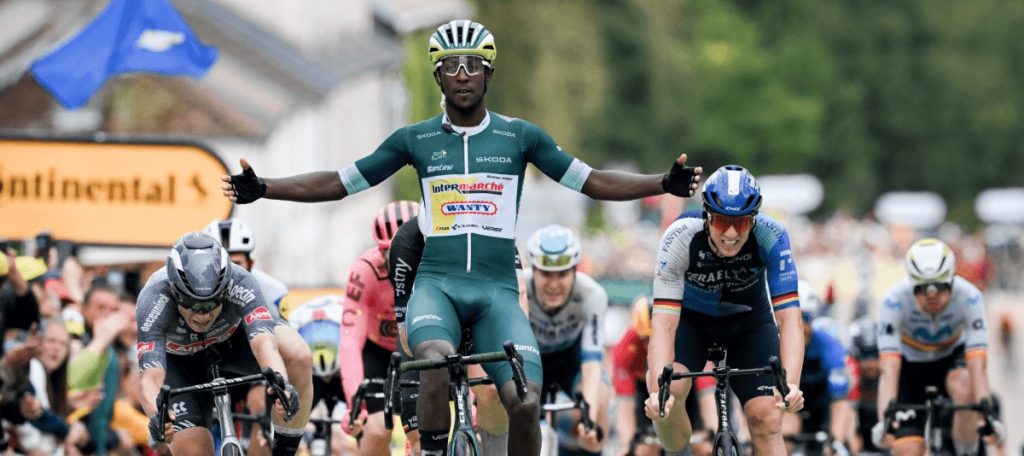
[651,219,692,316]
[521,121,592,192]
[388,218,424,325]
[338,128,413,196]
[962,283,989,360]
[824,335,852,400]
[134,282,174,372]
[233,270,278,342]
[877,287,903,359]
[757,218,800,312]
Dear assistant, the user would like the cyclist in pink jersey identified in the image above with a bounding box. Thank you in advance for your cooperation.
[340,200,418,455]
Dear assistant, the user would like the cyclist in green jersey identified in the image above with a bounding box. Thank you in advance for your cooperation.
[222,20,701,456]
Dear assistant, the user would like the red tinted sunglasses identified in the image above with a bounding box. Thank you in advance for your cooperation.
[708,213,755,232]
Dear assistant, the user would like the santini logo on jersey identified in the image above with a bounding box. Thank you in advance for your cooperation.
[427,164,454,173]
[431,182,504,195]
[441,201,498,215]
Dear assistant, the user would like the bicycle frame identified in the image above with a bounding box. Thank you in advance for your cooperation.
[383,341,529,455]
[659,345,788,455]
[155,366,290,455]
[884,386,997,455]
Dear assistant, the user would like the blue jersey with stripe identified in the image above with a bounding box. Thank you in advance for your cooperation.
[802,329,850,405]
[652,214,799,317]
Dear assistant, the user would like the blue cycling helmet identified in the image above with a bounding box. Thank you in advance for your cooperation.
[701,165,762,216]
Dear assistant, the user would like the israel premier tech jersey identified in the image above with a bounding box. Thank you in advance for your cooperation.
[652,214,799,317]
[339,111,591,279]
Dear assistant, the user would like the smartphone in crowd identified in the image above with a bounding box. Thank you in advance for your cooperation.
[0,240,8,254]
[35,231,52,259]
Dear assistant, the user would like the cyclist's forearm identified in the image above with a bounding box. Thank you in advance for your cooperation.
[251,333,289,383]
[647,314,678,393]
[339,343,366,404]
[966,355,991,402]
[140,368,166,417]
[829,400,850,442]
[775,308,804,384]
[614,397,636,442]
[581,169,664,201]
[264,171,347,202]
[876,355,901,422]
[581,361,602,419]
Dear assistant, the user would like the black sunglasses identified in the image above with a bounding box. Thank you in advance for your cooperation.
[913,282,952,295]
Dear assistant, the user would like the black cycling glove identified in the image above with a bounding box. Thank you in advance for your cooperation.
[661,160,699,197]
[283,383,300,420]
[148,413,165,444]
[229,165,267,204]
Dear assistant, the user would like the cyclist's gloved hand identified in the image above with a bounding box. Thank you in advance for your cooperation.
[147,410,175,446]
[661,154,701,197]
[981,417,1006,444]
[830,439,850,456]
[223,159,266,204]
[870,421,887,449]
[342,408,367,436]
[282,383,300,419]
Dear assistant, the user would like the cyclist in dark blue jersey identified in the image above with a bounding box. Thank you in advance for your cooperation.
[644,165,805,455]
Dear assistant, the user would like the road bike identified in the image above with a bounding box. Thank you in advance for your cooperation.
[658,343,788,456]
[883,385,1000,456]
[384,341,529,456]
[539,388,603,456]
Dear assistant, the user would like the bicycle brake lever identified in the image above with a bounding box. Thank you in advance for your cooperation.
[504,341,529,402]
[658,365,673,418]
[574,392,603,442]
[155,385,172,442]
[768,356,790,407]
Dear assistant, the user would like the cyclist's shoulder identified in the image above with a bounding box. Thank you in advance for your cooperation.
[660,216,704,246]
[352,247,388,279]
[751,214,791,245]
[951,276,984,305]
[880,280,913,311]
[573,272,608,307]
[403,115,445,136]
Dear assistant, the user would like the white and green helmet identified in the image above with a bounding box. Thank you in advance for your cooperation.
[904,238,956,285]
[428,20,497,65]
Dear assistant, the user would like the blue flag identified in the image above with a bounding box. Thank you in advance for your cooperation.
[31,0,218,109]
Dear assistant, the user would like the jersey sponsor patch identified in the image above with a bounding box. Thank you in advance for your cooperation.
[245,306,273,324]
[136,341,154,361]
[421,173,519,239]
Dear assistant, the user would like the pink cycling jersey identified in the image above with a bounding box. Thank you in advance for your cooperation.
[340,247,399,403]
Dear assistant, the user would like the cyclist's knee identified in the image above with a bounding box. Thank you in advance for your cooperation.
[500,381,540,423]
[473,383,502,407]
[170,426,215,456]
[363,412,392,444]
[743,397,783,437]
[946,368,972,402]
[247,384,266,411]
[413,339,455,359]
[276,326,313,381]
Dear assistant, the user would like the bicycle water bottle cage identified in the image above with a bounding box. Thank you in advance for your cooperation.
[707,344,726,364]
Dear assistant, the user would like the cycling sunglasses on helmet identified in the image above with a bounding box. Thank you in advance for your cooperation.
[708,213,755,232]
[538,254,574,269]
[913,282,952,295]
[437,55,490,77]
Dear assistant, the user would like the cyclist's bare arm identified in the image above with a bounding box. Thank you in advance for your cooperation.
[876,355,901,422]
[581,154,700,201]
[140,367,167,417]
[250,332,290,384]
[646,312,678,395]
[829,399,853,442]
[220,159,347,203]
[775,307,804,385]
[580,360,602,419]
[966,355,991,402]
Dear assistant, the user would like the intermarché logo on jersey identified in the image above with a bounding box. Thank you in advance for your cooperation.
[431,181,504,195]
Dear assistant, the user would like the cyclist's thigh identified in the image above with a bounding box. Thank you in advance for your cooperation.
[406,275,462,351]
[361,341,391,413]
[165,354,214,431]
[725,319,780,405]
[894,358,931,439]
[673,310,711,373]
[472,285,543,385]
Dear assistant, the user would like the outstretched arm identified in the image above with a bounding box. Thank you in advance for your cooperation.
[221,159,347,203]
[581,154,701,201]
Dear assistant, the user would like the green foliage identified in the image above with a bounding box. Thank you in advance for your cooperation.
[463,0,1024,224]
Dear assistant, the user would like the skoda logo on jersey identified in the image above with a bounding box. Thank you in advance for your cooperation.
[431,150,447,160]
[491,129,516,138]
[476,156,512,164]
[441,201,498,215]
[417,131,442,140]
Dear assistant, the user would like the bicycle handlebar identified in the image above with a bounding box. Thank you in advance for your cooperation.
[657,356,789,417]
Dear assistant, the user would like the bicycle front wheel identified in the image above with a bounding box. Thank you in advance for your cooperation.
[449,430,479,456]
[713,432,741,456]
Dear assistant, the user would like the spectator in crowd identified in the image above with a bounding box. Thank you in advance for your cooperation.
[112,292,148,450]
[67,279,135,455]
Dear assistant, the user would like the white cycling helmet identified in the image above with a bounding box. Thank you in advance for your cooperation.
[904,238,956,286]
[290,295,343,379]
[798,279,822,320]
[527,224,582,272]
[203,219,255,254]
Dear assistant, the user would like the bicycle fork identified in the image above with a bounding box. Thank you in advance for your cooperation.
[213,384,246,454]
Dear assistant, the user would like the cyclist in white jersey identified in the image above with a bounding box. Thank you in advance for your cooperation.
[873,238,1001,455]
[203,218,307,456]
[524,225,608,454]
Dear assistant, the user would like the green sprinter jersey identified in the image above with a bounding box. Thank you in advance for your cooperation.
[339,111,592,280]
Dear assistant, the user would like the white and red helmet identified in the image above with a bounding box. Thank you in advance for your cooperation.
[372,201,420,250]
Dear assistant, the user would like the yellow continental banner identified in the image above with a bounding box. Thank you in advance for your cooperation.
[0,138,232,246]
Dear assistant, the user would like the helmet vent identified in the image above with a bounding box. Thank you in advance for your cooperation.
[177,267,197,295]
